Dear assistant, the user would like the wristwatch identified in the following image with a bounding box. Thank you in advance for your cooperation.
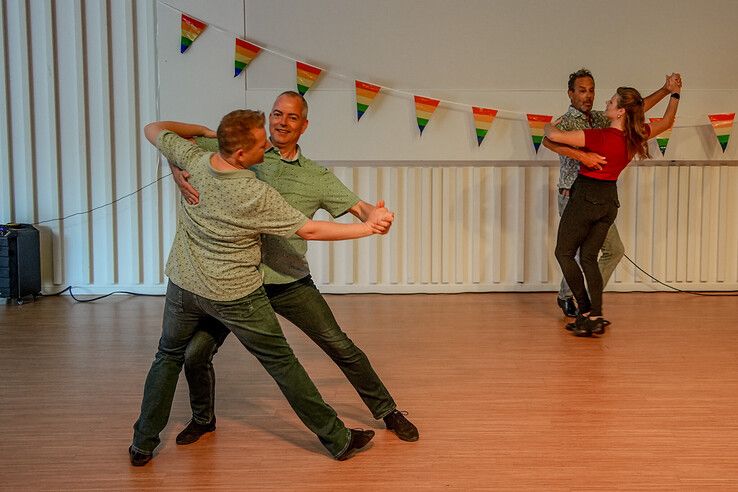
[670,93,681,100]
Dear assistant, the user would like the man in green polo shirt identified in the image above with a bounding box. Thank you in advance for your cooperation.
[130,109,394,466]
[169,92,419,447]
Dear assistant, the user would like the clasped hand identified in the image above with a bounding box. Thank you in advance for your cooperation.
[365,200,394,235]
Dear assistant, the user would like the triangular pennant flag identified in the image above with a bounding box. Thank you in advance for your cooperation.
[180,14,207,54]
[472,107,498,146]
[708,113,735,152]
[649,118,673,156]
[296,61,322,95]
[234,38,262,77]
[414,96,441,135]
[526,113,553,153]
[355,80,382,121]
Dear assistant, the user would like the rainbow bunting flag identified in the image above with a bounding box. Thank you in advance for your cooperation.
[296,61,322,95]
[708,113,735,152]
[414,95,441,135]
[649,118,673,156]
[472,107,498,146]
[526,113,552,153]
[355,80,382,121]
[234,38,262,77]
[180,14,207,54]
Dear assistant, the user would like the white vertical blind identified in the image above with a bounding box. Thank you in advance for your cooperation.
[1,0,159,293]
[1,1,736,295]
[307,163,738,293]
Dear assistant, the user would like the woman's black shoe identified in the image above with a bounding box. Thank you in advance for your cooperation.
[589,318,609,335]
[571,315,592,337]
[569,316,609,337]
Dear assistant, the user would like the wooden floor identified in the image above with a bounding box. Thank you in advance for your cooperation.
[1,292,738,490]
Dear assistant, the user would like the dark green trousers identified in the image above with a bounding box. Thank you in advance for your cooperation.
[183,276,397,429]
[131,281,350,457]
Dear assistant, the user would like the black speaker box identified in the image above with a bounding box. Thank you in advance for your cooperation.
[0,224,41,304]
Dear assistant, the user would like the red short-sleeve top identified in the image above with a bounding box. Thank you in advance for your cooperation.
[579,125,651,181]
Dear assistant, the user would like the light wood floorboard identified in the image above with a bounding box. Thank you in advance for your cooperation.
[1,292,737,490]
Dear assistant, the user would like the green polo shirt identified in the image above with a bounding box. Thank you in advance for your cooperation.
[194,138,360,285]
[157,131,308,300]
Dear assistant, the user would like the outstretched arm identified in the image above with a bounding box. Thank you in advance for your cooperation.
[643,73,682,112]
[144,121,216,146]
[348,200,373,221]
[544,120,586,149]
[542,137,607,170]
[648,81,681,138]
[296,200,394,240]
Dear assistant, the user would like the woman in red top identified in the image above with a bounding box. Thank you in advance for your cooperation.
[545,84,681,336]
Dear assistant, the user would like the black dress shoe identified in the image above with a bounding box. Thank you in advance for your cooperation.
[336,429,375,461]
[569,316,609,337]
[570,315,592,337]
[129,446,152,466]
[589,317,609,335]
[383,410,419,442]
[557,297,578,318]
[176,417,216,445]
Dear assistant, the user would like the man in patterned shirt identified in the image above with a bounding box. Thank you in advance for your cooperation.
[130,109,394,465]
[544,69,680,318]
[168,92,419,449]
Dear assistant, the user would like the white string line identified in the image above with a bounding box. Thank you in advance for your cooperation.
[161,1,734,129]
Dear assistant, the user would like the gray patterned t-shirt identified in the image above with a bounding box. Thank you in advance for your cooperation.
[156,131,308,301]
[194,138,360,285]
[556,106,610,189]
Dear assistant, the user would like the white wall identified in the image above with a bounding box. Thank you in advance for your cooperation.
[1,0,737,294]
[168,0,738,161]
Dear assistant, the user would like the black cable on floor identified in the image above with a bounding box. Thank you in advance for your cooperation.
[41,286,163,303]
[622,252,738,297]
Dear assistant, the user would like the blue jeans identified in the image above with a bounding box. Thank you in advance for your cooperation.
[131,281,351,457]
[184,275,397,427]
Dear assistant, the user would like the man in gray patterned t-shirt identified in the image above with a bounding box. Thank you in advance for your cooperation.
[130,110,394,466]
[544,69,679,319]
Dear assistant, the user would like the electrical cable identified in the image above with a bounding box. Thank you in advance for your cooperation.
[27,172,171,302]
[40,286,163,303]
[32,173,171,226]
[14,171,738,302]
[622,253,738,297]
